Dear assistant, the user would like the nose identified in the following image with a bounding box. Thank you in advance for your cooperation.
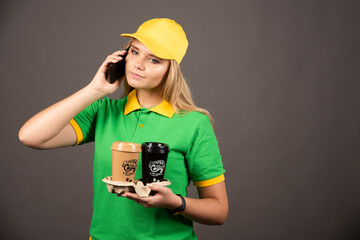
[134,63,143,70]
[134,59,145,71]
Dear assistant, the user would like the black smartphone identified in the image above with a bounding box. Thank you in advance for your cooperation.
[109,48,128,84]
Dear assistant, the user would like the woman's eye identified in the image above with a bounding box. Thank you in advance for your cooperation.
[131,50,138,55]
[150,58,160,64]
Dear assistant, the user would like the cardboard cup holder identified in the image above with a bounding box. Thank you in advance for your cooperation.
[102,176,171,197]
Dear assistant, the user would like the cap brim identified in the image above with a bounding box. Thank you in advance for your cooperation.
[121,33,173,61]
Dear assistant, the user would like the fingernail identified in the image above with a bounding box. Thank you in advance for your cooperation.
[148,184,153,187]
[118,56,123,59]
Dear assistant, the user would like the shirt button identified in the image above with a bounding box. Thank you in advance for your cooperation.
[139,124,144,128]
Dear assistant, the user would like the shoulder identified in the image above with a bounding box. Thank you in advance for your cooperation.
[97,96,127,109]
[100,96,127,104]
[175,111,211,124]
[173,111,212,132]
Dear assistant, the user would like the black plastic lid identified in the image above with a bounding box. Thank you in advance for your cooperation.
[141,142,169,153]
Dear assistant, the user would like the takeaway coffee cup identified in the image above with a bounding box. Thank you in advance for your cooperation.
[141,142,169,185]
[111,142,141,182]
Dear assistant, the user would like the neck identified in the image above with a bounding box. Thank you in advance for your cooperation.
[136,88,163,109]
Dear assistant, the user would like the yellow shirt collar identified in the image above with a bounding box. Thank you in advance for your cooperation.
[124,90,175,118]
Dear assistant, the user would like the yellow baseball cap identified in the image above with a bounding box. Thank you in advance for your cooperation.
[121,18,188,64]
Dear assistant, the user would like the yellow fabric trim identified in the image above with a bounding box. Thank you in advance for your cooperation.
[69,119,83,145]
[150,100,175,118]
[124,89,175,118]
[124,90,142,115]
[193,174,225,187]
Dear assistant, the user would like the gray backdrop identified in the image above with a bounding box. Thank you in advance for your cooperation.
[1,0,359,239]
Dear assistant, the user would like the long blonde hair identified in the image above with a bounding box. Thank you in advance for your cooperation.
[120,40,214,126]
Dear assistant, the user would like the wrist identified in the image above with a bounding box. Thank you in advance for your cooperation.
[168,194,186,215]
[168,194,183,210]
[84,84,107,100]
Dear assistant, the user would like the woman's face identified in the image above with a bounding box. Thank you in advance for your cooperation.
[125,39,170,92]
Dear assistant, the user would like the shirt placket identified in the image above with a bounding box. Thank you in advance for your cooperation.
[131,108,150,142]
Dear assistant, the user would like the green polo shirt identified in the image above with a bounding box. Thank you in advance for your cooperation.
[70,90,225,240]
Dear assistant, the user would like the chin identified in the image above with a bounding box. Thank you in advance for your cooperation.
[126,78,140,89]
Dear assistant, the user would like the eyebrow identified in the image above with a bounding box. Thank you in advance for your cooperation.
[130,44,162,61]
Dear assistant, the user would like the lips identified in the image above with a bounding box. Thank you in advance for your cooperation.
[130,72,144,79]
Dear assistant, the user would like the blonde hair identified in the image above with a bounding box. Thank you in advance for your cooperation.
[120,40,214,126]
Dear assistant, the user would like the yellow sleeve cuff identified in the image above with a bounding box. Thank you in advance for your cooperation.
[193,174,225,187]
[69,119,83,145]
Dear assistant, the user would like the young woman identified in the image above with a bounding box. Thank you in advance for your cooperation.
[19,18,228,240]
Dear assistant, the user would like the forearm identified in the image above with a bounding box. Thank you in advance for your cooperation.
[19,85,104,147]
[124,182,228,225]
[167,182,228,225]
[179,196,228,225]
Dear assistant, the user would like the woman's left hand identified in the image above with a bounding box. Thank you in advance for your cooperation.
[122,184,182,209]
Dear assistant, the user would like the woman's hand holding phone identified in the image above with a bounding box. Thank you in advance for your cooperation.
[18,50,127,149]
[88,50,127,97]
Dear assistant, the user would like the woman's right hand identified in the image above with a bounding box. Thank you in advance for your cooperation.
[18,50,128,149]
[87,50,127,96]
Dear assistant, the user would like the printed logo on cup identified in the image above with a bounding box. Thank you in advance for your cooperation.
[149,160,166,177]
[122,159,138,176]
